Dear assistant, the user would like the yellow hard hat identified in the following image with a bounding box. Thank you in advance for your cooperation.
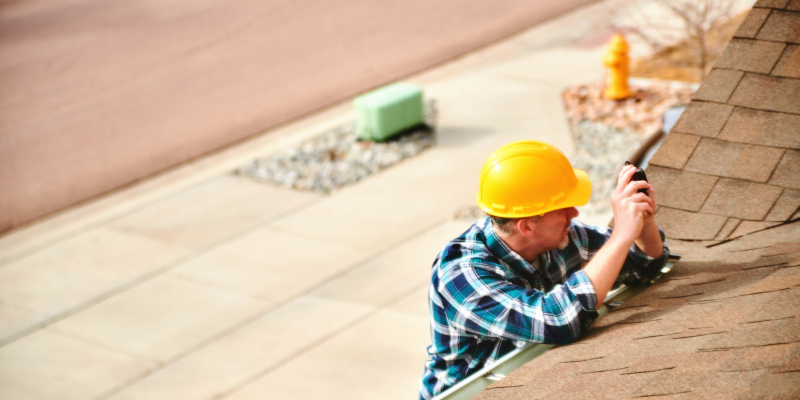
[476,140,592,218]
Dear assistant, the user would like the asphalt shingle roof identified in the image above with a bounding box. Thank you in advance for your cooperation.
[652,2,800,242]
[478,2,800,398]
[477,223,800,399]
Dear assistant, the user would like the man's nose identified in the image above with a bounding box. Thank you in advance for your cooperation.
[567,207,579,219]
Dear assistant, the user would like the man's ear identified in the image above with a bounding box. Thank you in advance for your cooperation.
[516,217,537,239]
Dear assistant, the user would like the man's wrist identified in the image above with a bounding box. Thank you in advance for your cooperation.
[606,233,635,254]
[635,224,665,259]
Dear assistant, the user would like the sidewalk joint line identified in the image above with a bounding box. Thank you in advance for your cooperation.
[93,216,450,399]
[0,194,324,348]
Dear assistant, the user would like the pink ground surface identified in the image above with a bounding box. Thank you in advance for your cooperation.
[0,0,592,233]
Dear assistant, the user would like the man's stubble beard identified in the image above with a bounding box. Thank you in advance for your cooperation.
[558,234,569,250]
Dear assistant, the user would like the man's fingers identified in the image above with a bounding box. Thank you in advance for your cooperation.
[639,201,655,217]
[620,193,655,217]
[622,179,651,198]
[615,166,637,194]
[646,184,656,201]
[630,191,655,210]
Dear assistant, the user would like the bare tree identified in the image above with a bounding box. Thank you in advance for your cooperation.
[613,0,738,81]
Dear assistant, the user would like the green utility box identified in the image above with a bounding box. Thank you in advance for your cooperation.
[355,82,425,142]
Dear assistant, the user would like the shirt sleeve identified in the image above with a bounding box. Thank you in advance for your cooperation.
[438,262,599,345]
[579,223,670,285]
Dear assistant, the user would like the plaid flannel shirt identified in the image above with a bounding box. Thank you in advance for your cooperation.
[419,217,668,399]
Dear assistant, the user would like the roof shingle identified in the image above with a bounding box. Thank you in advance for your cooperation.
[728,73,800,114]
[734,7,772,38]
[768,149,800,189]
[647,166,718,211]
[714,38,786,73]
[765,189,800,221]
[684,138,785,182]
[647,132,702,169]
[753,0,790,8]
[699,179,783,220]
[756,10,800,43]
[772,44,800,77]
[717,107,800,149]
[730,220,783,237]
[715,217,742,240]
[691,69,744,102]
[655,207,728,240]
[671,101,734,137]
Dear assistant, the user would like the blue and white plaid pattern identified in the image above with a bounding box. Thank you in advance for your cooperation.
[419,217,668,399]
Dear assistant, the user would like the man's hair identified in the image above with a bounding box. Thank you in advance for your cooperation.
[489,215,517,235]
[489,214,542,235]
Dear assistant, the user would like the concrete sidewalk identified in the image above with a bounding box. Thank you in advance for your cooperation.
[0,2,623,399]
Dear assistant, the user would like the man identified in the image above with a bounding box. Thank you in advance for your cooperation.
[419,141,668,399]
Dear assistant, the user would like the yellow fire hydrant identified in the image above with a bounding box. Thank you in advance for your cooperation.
[603,34,632,100]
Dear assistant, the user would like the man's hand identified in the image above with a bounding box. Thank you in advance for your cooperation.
[610,165,655,246]
[582,165,664,304]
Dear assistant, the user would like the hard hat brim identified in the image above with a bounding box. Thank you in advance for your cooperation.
[565,168,592,210]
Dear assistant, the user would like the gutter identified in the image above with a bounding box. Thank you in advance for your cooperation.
[433,254,682,400]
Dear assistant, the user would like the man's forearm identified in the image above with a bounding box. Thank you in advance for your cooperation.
[634,219,664,259]
[582,236,631,305]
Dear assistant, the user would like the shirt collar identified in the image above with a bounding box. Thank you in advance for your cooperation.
[481,216,539,277]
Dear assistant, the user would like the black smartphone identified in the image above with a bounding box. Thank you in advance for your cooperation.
[626,161,649,195]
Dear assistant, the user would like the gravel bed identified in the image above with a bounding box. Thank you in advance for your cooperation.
[569,120,644,219]
[235,101,437,194]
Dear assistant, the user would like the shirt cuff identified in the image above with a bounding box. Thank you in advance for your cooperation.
[629,242,655,263]
[628,228,668,264]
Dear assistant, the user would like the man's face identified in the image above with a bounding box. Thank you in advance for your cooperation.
[530,207,579,251]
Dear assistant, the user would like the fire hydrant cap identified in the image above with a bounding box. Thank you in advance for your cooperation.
[609,33,629,52]
[476,140,592,218]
